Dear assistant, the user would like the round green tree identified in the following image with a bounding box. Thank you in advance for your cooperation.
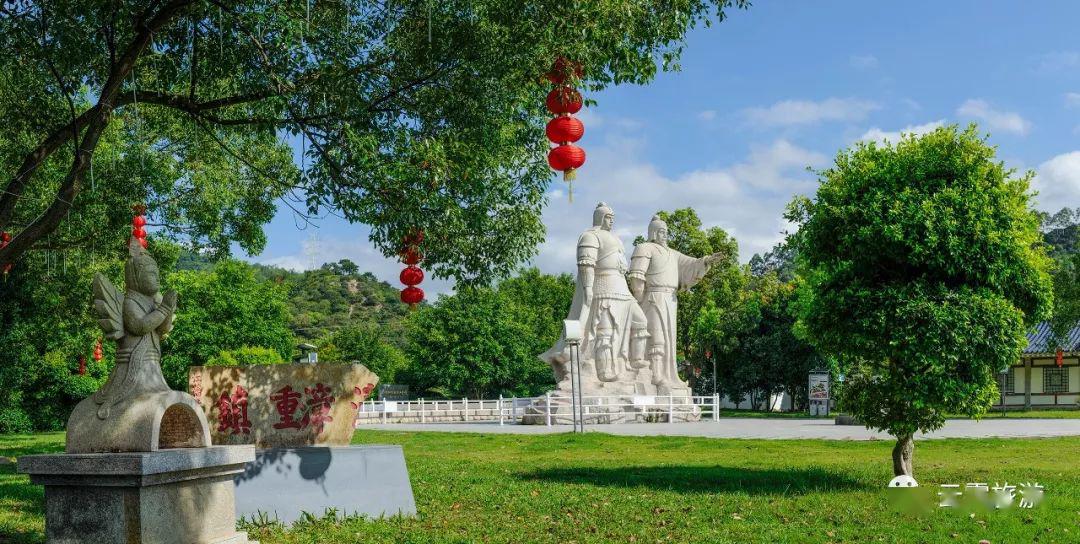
[789,125,1052,477]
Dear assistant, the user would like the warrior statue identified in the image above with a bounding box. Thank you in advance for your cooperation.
[628,214,725,395]
[66,236,209,453]
[541,202,649,395]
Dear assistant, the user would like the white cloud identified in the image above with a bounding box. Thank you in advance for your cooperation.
[742,97,880,127]
[1037,51,1080,74]
[698,109,717,122]
[1032,151,1080,211]
[533,130,828,275]
[956,99,1032,136]
[849,54,878,69]
[1065,92,1080,108]
[858,119,946,144]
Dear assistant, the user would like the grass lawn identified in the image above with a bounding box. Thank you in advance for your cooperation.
[3,431,1079,543]
[718,408,1080,419]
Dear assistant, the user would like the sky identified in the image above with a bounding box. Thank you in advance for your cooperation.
[248,1,1080,296]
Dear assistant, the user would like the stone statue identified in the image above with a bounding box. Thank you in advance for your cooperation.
[628,214,725,395]
[66,236,210,453]
[541,202,650,396]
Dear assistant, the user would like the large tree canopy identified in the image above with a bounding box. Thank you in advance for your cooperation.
[789,125,1052,477]
[0,0,747,285]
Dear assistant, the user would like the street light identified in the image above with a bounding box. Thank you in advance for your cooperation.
[564,320,584,433]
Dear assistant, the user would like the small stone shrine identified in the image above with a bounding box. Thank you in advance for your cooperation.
[524,203,725,424]
[18,237,255,544]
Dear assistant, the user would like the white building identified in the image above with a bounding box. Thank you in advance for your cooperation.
[996,322,1080,410]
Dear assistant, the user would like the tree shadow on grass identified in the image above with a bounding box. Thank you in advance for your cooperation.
[520,465,867,495]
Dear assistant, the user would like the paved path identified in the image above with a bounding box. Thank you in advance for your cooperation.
[360,418,1080,441]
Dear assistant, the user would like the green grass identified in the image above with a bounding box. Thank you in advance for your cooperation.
[3,431,1079,543]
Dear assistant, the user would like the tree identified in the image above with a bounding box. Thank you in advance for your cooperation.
[0,0,748,286]
[789,126,1052,477]
[162,259,293,388]
[402,269,572,398]
[318,323,409,384]
[1050,253,1080,346]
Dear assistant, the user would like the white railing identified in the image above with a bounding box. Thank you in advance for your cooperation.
[356,393,730,426]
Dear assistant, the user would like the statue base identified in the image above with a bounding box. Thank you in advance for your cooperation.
[66,390,211,454]
[18,446,256,544]
[520,391,701,425]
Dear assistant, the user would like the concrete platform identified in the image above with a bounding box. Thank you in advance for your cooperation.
[234,445,416,525]
[18,446,256,544]
[359,418,1080,440]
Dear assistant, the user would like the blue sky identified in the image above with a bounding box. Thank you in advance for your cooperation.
[250,1,1080,295]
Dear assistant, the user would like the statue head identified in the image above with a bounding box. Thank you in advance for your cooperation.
[593,202,615,231]
[648,214,668,246]
[124,237,160,296]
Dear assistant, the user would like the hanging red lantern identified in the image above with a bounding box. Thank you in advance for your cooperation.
[400,265,424,286]
[546,116,584,144]
[93,339,103,362]
[404,229,425,246]
[546,87,582,115]
[77,355,87,376]
[547,144,586,180]
[400,286,424,305]
[1056,348,1064,368]
[401,246,422,265]
[544,57,583,85]
[0,231,11,275]
[131,205,148,248]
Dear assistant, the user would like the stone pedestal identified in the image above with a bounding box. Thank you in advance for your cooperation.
[521,394,701,424]
[234,446,416,525]
[18,446,256,544]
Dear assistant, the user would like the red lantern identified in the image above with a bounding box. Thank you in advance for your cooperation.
[545,57,583,85]
[546,87,582,115]
[77,355,87,376]
[401,246,422,265]
[1057,348,1064,368]
[132,215,147,228]
[400,265,424,286]
[0,231,10,275]
[93,339,103,362]
[132,226,147,239]
[548,144,586,180]
[546,116,584,144]
[400,286,424,305]
[404,229,425,246]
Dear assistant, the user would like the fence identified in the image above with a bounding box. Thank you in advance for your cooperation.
[355,394,731,426]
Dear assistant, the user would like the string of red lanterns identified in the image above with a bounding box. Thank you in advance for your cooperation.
[93,338,103,362]
[132,204,148,248]
[0,231,11,276]
[399,229,425,309]
[545,57,586,200]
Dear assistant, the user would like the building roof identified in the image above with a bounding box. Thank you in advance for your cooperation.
[1024,321,1080,354]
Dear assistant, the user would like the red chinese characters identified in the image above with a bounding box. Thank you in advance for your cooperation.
[271,383,336,434]
[270,385,304,430]
[216,385,251,435]
[351,382,377,409]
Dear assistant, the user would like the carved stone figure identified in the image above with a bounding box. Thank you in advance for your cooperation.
[541,202,650,396]
[629,215,725,395]
[66,237,210,453]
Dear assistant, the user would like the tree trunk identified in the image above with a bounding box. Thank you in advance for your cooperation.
[892,434,914,477]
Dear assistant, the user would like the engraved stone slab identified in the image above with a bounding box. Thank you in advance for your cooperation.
[189,363,379,448]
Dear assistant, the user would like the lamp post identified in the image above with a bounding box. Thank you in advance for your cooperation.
[564,320,584,433]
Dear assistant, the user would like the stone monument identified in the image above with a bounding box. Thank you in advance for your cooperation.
[19,237,255,544]
[524,204,723,424]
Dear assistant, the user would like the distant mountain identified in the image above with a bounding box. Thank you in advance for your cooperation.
[176,251,410,344]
